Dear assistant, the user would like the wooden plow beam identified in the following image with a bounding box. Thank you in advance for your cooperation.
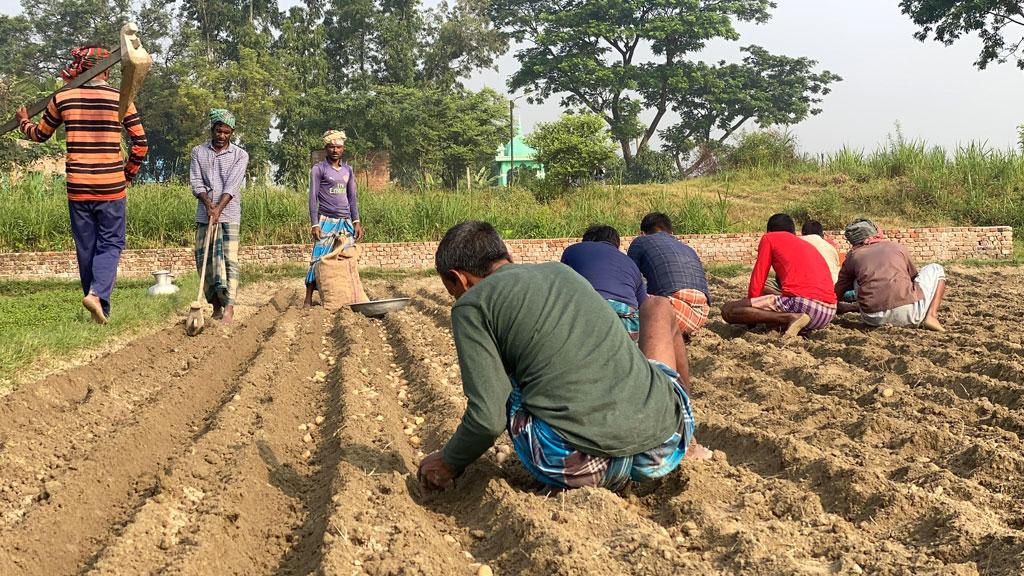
[0,23,153,134]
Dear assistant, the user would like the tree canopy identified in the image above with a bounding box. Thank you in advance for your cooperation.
[900,0,1024,70]
[659,45,839,173]
[2,0,508,186]
[524,113,616,189]
[486,0,836,171]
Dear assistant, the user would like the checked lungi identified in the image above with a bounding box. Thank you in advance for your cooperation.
[195,222,240,306]
[306,215,355,286]
[667,288,709,336]
[750,294,836,333]
[507,361,695,491]
[607,299,640,342]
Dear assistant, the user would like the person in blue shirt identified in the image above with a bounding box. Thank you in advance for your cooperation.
[561,224,647,341]
[627,213,711,339]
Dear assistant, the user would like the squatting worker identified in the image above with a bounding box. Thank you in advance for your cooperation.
[561,224,647,341]
[417,221,711,494]
[305,129,364,308]
[721,213,837,336]
[799,220,841,284]
[16,45,148,324]
[627,213,711,338]
[835,219,947,331]
[189,109,249,324]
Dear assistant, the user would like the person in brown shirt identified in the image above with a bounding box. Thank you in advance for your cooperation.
[835,219,946,331]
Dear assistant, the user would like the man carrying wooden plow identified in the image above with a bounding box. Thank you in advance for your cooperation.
[14,33,150,324]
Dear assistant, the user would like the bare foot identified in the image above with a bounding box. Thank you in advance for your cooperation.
[302,300,313,310]
[221,305,234,324]
[783,314,811,338]
[211,303,223,320]
[921,316,945,332]
[82,294,107,325]
[684,441,713,461]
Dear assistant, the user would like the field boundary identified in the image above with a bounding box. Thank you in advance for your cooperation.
[0,226,1012,279]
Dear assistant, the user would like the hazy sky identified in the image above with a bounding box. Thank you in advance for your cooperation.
[3,0,1022,153]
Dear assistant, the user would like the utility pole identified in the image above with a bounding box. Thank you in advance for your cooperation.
[508,99,514,188]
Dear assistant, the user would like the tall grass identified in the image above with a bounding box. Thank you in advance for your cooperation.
[782,132,1024,230]
[0,177,733,251]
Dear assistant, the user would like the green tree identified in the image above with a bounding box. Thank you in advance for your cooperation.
[658,45,839,174]
[136,0,283,180]
[900,0,1024,69]
[524,113,616,189]
[487,0,778,168]
[273,0,507,187]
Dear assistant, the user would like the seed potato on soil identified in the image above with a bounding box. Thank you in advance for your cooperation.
[0,267,1021,574]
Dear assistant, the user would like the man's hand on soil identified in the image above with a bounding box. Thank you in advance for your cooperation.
[417,451,455,492]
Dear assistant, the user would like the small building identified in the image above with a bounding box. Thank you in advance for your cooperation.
[494,119,544,186]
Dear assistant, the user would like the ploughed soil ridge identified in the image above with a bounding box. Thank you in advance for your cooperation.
[0,268,1022,575]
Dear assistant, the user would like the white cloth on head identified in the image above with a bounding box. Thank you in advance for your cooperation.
[860,263,945,327]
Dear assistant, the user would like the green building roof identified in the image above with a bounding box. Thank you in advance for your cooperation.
[495,118,538,162]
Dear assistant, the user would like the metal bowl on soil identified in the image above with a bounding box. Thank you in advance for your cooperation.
[349,298,411,318]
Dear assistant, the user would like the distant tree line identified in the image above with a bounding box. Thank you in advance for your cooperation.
[0,0,849,186]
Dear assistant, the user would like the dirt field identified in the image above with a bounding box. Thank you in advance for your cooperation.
[1,267,1022,575]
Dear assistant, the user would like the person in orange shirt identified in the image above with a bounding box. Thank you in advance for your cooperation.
[17,46,148,324]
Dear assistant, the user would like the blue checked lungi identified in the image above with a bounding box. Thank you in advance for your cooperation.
[306,216,355,286]
[507,361,695,491]
[607,299,640,342]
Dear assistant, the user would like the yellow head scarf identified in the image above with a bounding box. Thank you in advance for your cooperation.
[323,129,347,146]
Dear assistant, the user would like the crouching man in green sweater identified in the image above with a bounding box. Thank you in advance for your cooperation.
[418,221,710,493]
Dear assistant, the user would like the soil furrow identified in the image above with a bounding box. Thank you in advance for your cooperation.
[0,289,295,575]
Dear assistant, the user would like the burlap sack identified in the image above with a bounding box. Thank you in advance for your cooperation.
[316,236,369,311]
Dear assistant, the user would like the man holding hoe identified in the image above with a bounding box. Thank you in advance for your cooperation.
[418,221,710,494]
[16,45,149,324]
[189,108,249,323]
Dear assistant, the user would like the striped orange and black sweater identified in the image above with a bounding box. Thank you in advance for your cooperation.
[21,83,148,201]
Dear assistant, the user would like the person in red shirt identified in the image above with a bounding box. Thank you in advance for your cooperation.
[721,214,838,336]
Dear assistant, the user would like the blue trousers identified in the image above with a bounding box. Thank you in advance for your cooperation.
[69,199,126,316]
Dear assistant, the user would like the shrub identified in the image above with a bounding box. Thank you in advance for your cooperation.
[524,113,617,191]
[625,149,678,184]
[722,130,800,171]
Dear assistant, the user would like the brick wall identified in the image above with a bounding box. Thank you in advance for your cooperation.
[0,226,1012,280]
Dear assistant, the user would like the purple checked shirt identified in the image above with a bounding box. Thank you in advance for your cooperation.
[189,142,249,224]
[309,160,359,226]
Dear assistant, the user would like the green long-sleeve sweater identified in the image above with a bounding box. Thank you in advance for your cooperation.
[441,262,682,473]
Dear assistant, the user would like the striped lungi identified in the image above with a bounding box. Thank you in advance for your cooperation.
[306,216,355,286]
[751,295,836,332]
[667,289,709,336]
[506,361,695,491]
[607,299,640,342]
[195,222,240,306]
